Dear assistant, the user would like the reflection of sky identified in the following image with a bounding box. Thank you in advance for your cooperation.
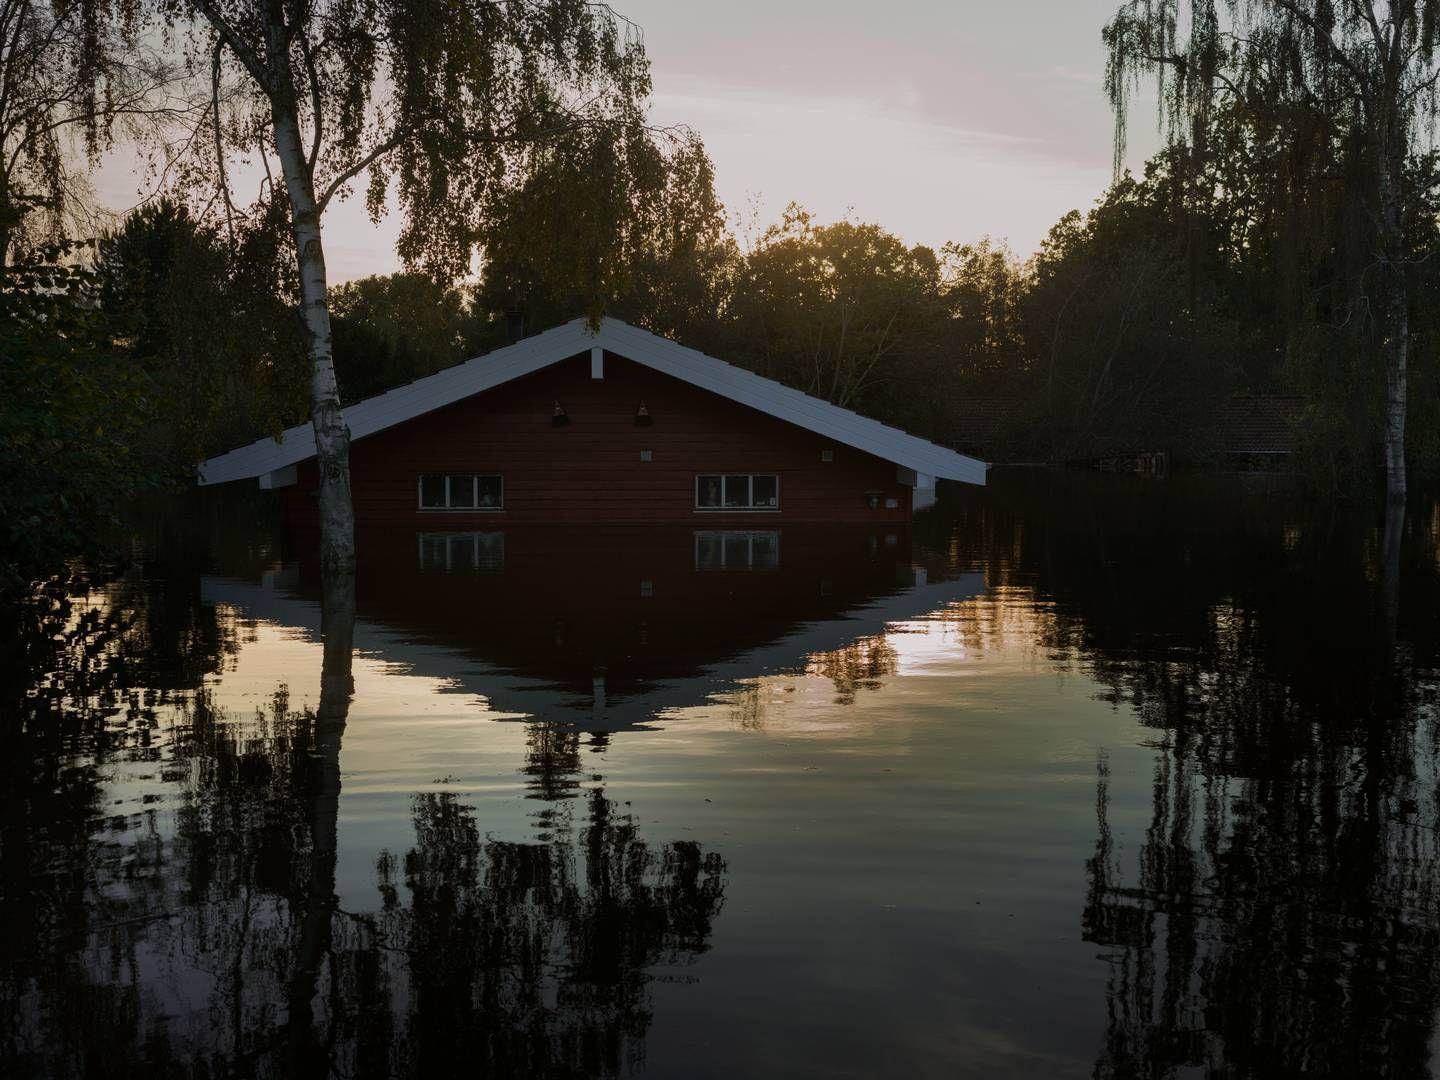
[164,571,1159,1077]
[89,1,1158,284]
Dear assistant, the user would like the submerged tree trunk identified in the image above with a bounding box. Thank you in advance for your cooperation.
[1382,287,1408,504]
[266,12,354,575]
[0,188,11,267]
[286,564,355,1071]
[1380,496,1404,650]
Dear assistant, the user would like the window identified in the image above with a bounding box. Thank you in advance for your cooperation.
[694,531,780,570]
[695,473,779,510]
[419,473,503,511]
[417,531,505,572]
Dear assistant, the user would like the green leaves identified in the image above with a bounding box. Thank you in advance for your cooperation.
[0,244,161,594]
[330,272,468,401]
[725,206,949,412]
[470,125,732,341]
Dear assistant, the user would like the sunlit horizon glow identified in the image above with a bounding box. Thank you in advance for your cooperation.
[91,1,1160,284]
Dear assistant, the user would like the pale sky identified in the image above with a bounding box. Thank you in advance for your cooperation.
[97,1,1157,283]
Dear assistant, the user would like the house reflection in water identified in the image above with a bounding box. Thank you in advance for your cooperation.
[222,523,982,731]
[417,529,505,572]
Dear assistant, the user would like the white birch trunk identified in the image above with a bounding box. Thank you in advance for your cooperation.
[266,11,355,574]
[1378,152,1408,507]
[1383,285,1408,503]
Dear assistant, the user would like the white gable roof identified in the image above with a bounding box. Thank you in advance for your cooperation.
[197,317,987,486]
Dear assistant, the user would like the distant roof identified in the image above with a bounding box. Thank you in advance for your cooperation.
[1214,396,1306,455]
[197,317,987,487]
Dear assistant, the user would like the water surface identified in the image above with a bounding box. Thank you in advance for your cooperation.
[5,471,1439,1078]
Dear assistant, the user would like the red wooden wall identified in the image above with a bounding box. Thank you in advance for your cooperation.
[285,351,915,525]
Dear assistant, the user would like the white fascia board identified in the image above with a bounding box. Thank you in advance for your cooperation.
[598,320,987,485]
[257,465,298,490]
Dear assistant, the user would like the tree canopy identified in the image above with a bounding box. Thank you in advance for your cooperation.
[1105,0,1440,499]
[0,0,181,260]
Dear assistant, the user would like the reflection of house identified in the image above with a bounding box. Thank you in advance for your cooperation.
[417,531,505,572]
[196,318,986,525]
[693,531,779,571]
[206,526,983,729]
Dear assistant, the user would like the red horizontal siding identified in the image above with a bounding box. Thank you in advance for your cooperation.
[285,352,914,526]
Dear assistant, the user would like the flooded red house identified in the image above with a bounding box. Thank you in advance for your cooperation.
[197,317,986,524]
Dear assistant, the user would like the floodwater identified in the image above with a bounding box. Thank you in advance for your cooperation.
[4,470,1440,1079]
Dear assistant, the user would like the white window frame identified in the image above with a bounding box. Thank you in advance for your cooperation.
[418,473,504,511]
[694,473,780,511]
[693,530,781,570]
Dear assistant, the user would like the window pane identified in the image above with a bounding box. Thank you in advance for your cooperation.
[448,475,475,508]
[420,474,447,508]
[475,532,505,571]
[723,533,750,567]
[751,532,780,569]
[697,475,723,508]
[418,533,448,567]
[477,475,503,508]
[723,475,750,508]
[751,475,779,508]
[695,532,723,569]
[449,534,476,570]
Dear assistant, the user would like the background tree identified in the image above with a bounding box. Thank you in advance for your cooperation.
[725,205,948,414]
[1105,0,1440,502]
[329,272,468,402]
[95,199,305,464]
[1012,162,1245,462]
[0,241,160,594]
[467,127,733,349]
[0,0,184,262]
[937,237,1027,389]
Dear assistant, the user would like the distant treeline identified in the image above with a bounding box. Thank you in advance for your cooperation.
[357,147,1431,484]
[5,111,1440,590]
[72,142,1440,475]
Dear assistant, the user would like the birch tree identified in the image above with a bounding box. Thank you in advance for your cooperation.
[139,0,657,574]
[0,0,183,261]
[1105,0,1440,503]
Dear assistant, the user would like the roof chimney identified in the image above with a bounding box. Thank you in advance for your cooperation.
[505,309,524,345]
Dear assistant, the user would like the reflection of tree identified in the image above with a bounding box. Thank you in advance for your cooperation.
[955,474,1440,1080]
[1,562,242,1077]
[523,720,585,802]
[372,785,726,1077]
[807,636,899,705]
[4,566,728,1077]
[1084,683,1440,1080]
[918,474,1440,1078]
